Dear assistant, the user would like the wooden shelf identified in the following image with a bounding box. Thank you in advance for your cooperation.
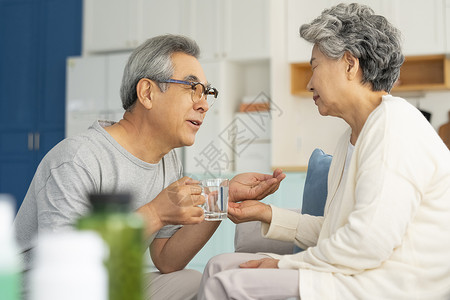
[291,63,312,96]
[291,55,450,95]
[272,166,308,172]
[392,55,450,92]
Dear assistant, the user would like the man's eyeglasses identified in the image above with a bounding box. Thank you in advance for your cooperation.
[158,79,219,107]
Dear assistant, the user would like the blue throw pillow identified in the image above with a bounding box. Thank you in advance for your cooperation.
[293,148,332,253]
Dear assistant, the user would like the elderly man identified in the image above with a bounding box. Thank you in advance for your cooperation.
[14,35,285,300]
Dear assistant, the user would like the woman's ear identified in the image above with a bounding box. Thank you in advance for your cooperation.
[136,78,154,110]
[343,52,360,80]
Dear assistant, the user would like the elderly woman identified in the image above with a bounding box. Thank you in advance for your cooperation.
[198,3,450,300]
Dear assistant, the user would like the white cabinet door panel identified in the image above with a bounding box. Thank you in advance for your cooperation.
[83,0,139,54]
[140,0,188,40]
[224,0,270,60]
[185,0,222,60]
[287,0,330,62]
[447,0,450,53]
[393,0,445,56]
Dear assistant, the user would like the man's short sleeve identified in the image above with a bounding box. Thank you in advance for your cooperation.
[155,224,182,238]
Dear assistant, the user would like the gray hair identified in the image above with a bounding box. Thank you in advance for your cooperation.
[120,34,200,111]
[299,3,404,92]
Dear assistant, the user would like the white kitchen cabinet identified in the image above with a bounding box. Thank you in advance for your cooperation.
[287,0,447,62]
[447,0,450,53]
[223,0,270,61]
[184,0,223,60]
[140,0,189,43]
[164,0,270,61]
[66,53,130,137]
[392,0,446,56]
[83,0,140,54]
[83,0,270,59]
[287,0,329,62]
[83,0,187,55]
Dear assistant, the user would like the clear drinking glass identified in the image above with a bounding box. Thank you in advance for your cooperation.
[200,178,229,221]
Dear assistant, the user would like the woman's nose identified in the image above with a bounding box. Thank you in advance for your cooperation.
[306,78,313,92]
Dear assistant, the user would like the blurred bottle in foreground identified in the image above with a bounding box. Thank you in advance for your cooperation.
[77,193,145,300]
[0,194,21,300]
[29,231,108,300]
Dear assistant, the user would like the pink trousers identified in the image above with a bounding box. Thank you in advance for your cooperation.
[198,252,301,300]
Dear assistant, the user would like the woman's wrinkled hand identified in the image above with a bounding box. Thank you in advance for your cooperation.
[240,258,280,269]
[227,200,272,224]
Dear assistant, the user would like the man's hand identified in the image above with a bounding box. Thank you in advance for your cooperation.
[229,168,285,203]
[239,258,280,269]
[156,176,206,226]
[228,200,272,224]
[137,177,205,237]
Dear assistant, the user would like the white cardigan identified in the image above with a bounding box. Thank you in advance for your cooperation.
[263,95,450,299]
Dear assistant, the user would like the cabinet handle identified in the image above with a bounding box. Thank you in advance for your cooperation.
[34,132,40,151]
[28,133,34,151]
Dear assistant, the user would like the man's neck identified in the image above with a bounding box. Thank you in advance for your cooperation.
[104,113,171,164]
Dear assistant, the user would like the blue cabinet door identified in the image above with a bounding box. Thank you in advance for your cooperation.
[0,0,81,210]
[0,1,40,210]
[36,0,82,162]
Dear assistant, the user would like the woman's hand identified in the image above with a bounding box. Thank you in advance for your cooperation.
[228,200,272,224]
[240,258,280,269]
[229,169,285,203]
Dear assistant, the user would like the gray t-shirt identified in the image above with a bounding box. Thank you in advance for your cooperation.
[14,120,182,273]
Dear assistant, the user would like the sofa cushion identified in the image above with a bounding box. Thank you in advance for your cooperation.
[301,148,332,216]
[293,148,332,253]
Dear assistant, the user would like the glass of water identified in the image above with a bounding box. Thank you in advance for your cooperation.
[200,178,229,221]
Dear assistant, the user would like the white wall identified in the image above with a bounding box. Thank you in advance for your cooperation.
[402,91,450,132]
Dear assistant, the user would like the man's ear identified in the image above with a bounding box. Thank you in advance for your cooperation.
[343,51,360,80]
[136,78,155,110]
